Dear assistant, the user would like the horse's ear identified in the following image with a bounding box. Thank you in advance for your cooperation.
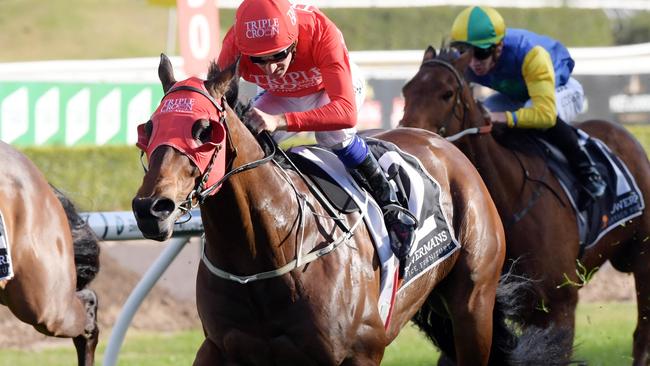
[205,59,239,98]
[423,46,436,63]
[453,47,472,73]
[158,53,176,93]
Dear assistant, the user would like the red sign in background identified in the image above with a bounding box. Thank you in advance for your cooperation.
[177,0,220,77]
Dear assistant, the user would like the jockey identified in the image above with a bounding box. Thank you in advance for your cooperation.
[450,6,606,200]
[217,0,417,264]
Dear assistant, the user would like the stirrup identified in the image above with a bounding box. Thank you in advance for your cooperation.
[579,165,606,199]
[583,175,606,199]
[383,204,418,275]
[382,203,419,227]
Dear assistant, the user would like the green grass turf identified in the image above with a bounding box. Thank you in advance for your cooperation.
[0,302,637,365]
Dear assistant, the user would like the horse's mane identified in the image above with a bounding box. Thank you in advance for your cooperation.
[436,46,462,63]
[206,61,276,154]
[207,61,254,122]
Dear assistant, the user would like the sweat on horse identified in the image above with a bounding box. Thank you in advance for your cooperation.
[130,54,510,365]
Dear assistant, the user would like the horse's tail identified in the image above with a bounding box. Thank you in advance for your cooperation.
[490,266,576,365]
[50,185,100,290]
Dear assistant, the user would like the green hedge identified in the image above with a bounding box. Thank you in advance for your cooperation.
[219,7,613,50]
[21,146,143,212]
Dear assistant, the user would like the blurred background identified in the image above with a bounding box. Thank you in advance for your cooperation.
[4,0,650,211]
[0,1,647,365]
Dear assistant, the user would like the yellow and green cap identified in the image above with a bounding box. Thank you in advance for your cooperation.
[451,6,505,49]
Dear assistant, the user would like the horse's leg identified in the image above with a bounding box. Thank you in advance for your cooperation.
[72,289,99,366]
[536,281,578,341]
[194,338,224,366]
[5,251,97,366]
[439,249,501,366]
[631,257,650,365]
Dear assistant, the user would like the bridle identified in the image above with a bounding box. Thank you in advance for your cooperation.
[421,58,557,228]
[156,85,358,284]
[142,84,277,214]
[419,58,492,141]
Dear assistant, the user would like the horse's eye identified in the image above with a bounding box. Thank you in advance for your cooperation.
[192,120,212,143]
[441,90,454,101]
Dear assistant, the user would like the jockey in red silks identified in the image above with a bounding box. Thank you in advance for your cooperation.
[217,0,417,264]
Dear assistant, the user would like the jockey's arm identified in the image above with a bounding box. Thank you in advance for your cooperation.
[284,26,357,132]
[284,60,357,132]
[506,46,558,129]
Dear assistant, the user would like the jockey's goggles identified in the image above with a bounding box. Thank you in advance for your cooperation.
[249,43,295,65]
[472,45,495,60]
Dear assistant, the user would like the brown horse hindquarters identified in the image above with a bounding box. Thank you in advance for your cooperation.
[400,47,650,365]
[579,120,650,364]
[0,142,99,366]
[377,129,506,363]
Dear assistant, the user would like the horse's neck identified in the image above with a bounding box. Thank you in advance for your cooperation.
[457,107,521,210]
[202,114,298,272]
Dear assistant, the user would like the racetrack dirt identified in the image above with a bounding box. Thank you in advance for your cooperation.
[0,238,635,349]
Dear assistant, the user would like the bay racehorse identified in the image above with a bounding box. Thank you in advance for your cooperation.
[131,54,508,365]
[401,46,650,365]
[0,141,100,365]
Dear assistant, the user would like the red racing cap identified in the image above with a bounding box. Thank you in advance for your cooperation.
[234,0,299,56]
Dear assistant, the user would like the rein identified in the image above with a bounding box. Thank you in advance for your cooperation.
[159,85,278,212]
[422,57,556,227]
[180,92,356,283]
[199,133,359,284]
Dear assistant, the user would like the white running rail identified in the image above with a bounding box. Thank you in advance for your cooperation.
[79,210,203,366]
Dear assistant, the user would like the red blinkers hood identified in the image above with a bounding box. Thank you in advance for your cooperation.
[137,77,227,195]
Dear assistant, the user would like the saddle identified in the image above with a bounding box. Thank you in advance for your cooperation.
[495,128,644,250]
[276,138,460,325]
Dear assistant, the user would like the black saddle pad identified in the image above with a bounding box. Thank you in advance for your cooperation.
[283,150,360,214]
[286,139,459,286]
[496,128,644,249]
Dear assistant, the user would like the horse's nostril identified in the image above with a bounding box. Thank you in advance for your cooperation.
[150,198,176,219]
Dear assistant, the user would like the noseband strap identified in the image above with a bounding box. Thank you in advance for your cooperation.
[161,85,276,210]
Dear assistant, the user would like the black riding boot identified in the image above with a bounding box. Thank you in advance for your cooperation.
[574,144,607,199]
[545,118,606,200]
[349,153,418,269]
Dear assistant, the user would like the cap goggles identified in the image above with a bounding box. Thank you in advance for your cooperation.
[249,43,295,64]
[472,46,495,60]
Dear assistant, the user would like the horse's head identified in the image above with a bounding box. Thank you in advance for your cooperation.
[401,45,480,137]
[132,54,238,240]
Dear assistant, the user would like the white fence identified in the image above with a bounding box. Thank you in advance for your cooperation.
[80,210,203,366]
[2,43,650,141]
[3,43,650,83]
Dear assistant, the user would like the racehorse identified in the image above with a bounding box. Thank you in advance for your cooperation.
[131,54,507,365]
[401,46,650,365]
[0,141,100,366]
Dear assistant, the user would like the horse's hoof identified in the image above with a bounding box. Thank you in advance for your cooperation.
[76,289,98,337]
